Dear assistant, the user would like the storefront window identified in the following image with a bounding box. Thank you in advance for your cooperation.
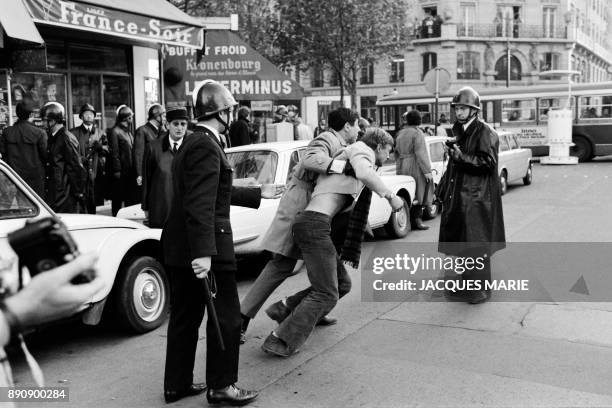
[70,45,129,73]
[72,75,102,127]
[10,73,67,125]
[103,76,131,130]
[46,43,67,70]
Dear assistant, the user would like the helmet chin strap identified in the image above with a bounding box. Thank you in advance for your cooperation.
[456,108,478,124]
[214,110,233,135]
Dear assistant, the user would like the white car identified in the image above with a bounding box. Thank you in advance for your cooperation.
[118,141,417,255]
[0,160,168,333]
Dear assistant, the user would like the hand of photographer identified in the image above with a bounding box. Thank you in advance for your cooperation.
[3,252,104,330]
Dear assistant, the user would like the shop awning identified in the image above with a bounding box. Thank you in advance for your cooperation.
[0,0,44,45]
[23,0,205,49]
[163,30,304,103]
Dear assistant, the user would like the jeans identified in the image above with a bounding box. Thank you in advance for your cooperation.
[240,212,352,319]
[275,211,340,351]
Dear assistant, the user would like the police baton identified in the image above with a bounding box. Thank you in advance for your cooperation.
[203,275,225,351]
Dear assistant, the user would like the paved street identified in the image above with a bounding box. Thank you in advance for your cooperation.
[10,159,612,408]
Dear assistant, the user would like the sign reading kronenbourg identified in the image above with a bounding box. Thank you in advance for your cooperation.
[162,30,304,104]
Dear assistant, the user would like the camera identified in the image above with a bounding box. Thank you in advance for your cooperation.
[445,138,458,149]
[8,217,94,285]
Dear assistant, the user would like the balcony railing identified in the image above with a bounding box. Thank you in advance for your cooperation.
[457,24,568,39]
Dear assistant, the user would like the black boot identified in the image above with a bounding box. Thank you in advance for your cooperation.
[410,205,429,230]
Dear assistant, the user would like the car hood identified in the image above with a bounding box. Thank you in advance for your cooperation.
[57,213,146,231]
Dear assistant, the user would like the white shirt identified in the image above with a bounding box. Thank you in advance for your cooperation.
[84,124,93,133]
[169,136,183,151]
[463,117,476,131]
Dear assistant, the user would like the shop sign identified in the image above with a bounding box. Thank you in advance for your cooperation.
[24,0,204,48]
[162,30,304,102]
[251,100,273,111]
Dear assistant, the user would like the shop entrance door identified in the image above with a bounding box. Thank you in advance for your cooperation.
[102,76,131,131]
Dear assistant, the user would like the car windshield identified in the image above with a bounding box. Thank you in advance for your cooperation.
[227,150,278,184]
[0,171,37,219]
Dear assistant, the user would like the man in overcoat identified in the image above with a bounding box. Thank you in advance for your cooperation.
[141,107,188,228]
[41,102,86,213]
[162,80,281,405]
[70,103,108,214]
[0,97,47,198]
[134,104,165,192]
[108,105,137,216]
[438,86,506,304]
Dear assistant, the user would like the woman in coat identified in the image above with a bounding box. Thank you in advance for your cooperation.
[394,110,433,230]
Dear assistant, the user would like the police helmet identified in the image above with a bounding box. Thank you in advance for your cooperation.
[42,102,65,123]
[191,80,237,120]
[451,86,481,110]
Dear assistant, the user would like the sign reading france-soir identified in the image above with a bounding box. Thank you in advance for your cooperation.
[162,30,304,104]
[24,0,204,48]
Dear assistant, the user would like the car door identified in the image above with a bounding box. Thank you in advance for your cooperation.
[427,140,447,185]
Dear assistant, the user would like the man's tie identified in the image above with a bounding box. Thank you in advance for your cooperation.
[172,142,178,153]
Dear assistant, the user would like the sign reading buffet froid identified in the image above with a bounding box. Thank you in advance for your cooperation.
[162,30,304,103]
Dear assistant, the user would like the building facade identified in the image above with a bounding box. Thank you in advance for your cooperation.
[297,0,612,127]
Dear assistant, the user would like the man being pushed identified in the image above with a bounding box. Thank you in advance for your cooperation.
[263,127,404,356]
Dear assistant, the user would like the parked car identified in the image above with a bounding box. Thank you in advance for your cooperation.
[0,160,168,334]
[383,130,533,219]
[497,131,533,195]
[118,141,417,255]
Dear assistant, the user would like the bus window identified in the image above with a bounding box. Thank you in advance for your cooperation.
[579,95,612,119]
[483,101,494,123]
[416,104,431,124]
[502,99,536,122]
[538,97,575,121]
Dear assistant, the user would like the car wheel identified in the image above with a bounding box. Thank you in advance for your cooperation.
[500,170,508,195]
[384,197,410,238]
[523,163,533,185]
[114,256,169,333]
[570,136,593,162]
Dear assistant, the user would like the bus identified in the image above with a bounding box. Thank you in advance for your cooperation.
[376,82,612,162]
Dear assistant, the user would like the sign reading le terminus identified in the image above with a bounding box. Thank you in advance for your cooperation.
[24,0,204,48]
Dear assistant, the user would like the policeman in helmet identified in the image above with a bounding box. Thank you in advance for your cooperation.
[438,86,506,304]
[41,102,86,213]
[161,80,281,405]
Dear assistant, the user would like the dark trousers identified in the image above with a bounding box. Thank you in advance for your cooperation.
[164,265,241,391]
[276,211,339,350]
[111,175,138,216]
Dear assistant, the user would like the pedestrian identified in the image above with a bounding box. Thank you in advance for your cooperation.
[437,86,506,304]
[287,105,312,140]
[239,108,361,343]
[108,105,137,216]
[395,110,433,230]
[262,127,404,357]
[41,102,86,213]
[228,106,252,147]
[313,118,327,138]
[273,105,288,123]
[162,80,282,405]
[134,104,166,197]
[70,103,108,214]
[0,96,47,198]
[141,107,188,228]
